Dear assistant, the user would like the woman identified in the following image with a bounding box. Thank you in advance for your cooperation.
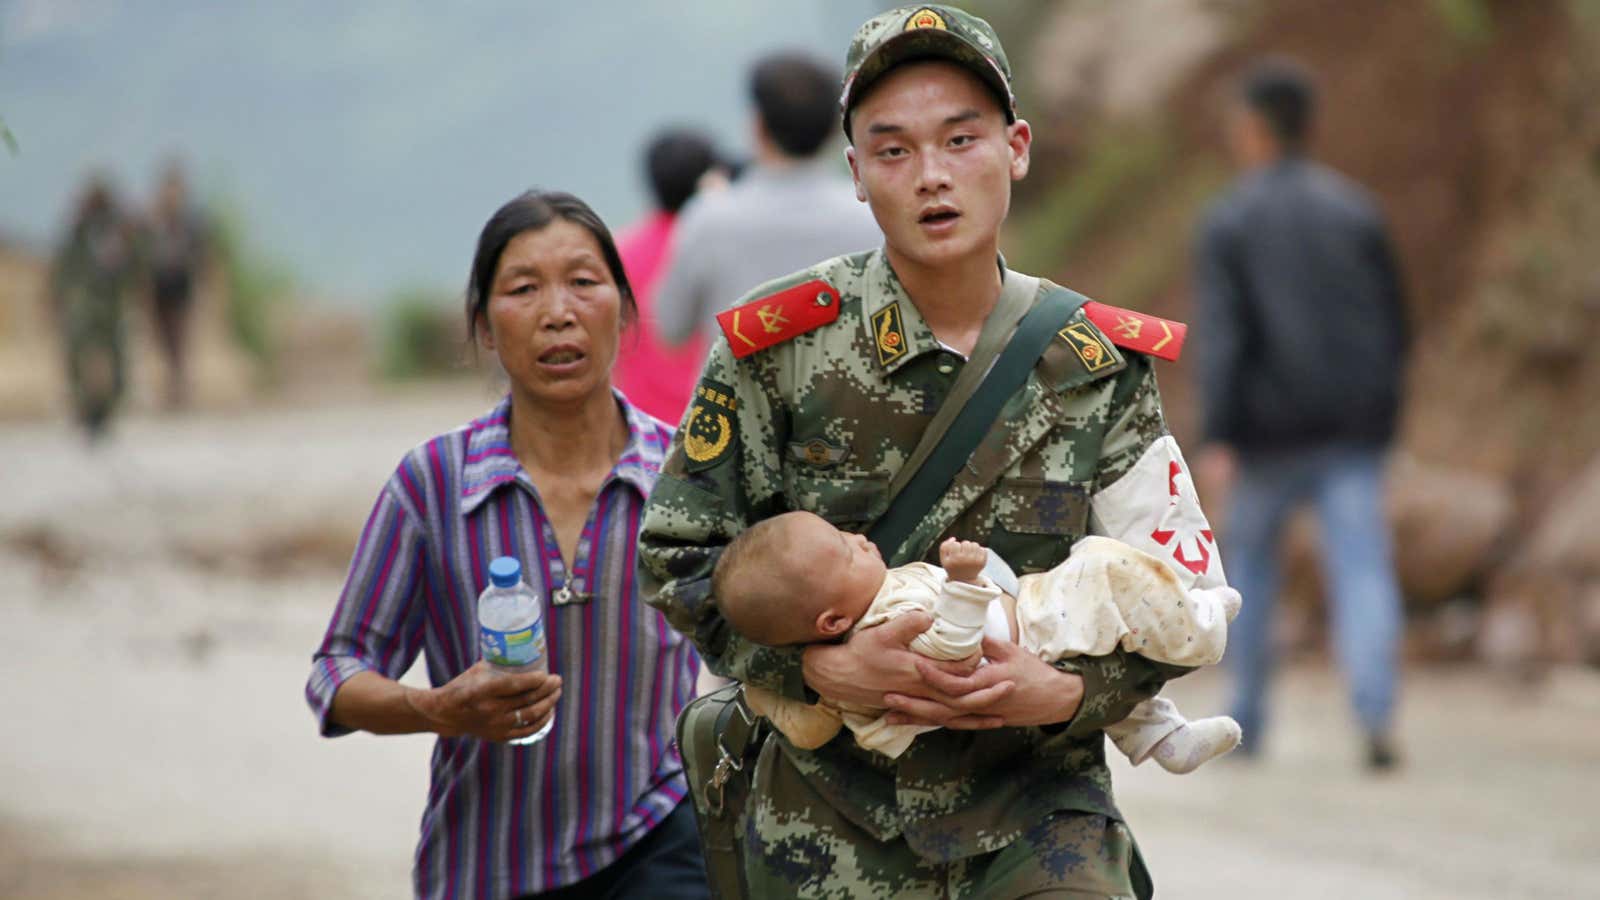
[145,161,209,410]
[611,127,724,425]
[305,191,706,900]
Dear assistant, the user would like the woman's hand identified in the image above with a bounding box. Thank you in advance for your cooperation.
[802,612,991,709]
[409,661,563,743]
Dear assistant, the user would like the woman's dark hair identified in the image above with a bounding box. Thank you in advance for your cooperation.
[1238,57,1317,151]
[645,128,719,214]
[464,190,637,344]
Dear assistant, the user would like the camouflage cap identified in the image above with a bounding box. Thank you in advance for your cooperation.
[840,5,1015,139]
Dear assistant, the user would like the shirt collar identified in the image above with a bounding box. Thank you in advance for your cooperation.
[859,251,1015,375]
[859,249,943,375]
[610,389,668,495]
[458,391,664,516]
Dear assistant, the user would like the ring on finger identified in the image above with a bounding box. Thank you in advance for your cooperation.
[514,708,524,727]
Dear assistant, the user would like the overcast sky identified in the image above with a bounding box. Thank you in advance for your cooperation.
[0,0,884,305]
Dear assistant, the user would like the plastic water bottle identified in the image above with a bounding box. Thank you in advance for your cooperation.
[478,556,552,746]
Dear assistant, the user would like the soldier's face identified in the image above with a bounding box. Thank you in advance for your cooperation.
[847,61,1030,271]
[478,220,623,408]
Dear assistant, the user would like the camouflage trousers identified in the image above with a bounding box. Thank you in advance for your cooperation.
[64,318,126,435]
[743,740,1149,899]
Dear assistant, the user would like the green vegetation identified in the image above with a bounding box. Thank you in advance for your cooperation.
[209,198,294,381]
[1431,0,1494,46]
[1475,156,1600,354]
[1099,162,1230,310]
[1009,122,1175,277]
[378,287,468,380]
[1571,0,1600,35]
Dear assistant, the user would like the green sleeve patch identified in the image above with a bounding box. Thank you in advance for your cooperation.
[681,378,739,472]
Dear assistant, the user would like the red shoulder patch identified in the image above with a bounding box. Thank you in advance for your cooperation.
[716,279,841,359]
[1082,301,1187,362]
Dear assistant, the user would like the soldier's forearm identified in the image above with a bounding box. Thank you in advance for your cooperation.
[717,635,812,702]
[1053,651,1190,737]
[641,556,813,703]
[686,610,810,702]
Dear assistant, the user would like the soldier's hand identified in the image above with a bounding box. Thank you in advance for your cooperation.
[802,612,975,708]
[882,636,1082,730]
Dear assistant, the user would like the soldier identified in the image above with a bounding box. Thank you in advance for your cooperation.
[639,6,1237,897]
[51,175,137,442]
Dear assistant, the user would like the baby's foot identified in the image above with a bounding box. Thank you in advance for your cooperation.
[1150,716,1242,774]
[745,685,842,750]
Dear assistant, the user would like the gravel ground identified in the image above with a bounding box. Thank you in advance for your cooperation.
[2,385,1596,899]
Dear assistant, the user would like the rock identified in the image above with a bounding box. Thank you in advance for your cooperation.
[1387,455,1516,607]
[1506,455,1600,577]
[1476,595,1543,668]
[1027,0,1227,121]
[1482,454,1600,665]
[1408,597,1482,662]
[1579,584,1600,666]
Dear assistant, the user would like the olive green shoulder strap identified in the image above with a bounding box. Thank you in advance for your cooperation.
[867,279,1085,565]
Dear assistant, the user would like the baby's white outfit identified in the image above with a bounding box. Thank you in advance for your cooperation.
[745,536,1241,764]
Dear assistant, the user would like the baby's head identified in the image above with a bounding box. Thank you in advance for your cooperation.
[712,510,888,646]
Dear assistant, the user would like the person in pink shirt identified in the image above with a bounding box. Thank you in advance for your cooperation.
[612,129,726,426]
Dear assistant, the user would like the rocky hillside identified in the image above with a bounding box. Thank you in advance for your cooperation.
[994,0,1600,665]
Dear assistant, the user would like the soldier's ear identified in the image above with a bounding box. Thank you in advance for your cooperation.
[1007,119,1032,181]
[816,608,853,638]
[845,146,868,203]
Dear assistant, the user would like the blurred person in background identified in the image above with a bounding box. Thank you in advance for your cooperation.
[1193,57,1411,771]
[306,190,707,900]
[652,49,881,349]
[50,173,137,442]
[144,160,210,410]
[612,127,726,425]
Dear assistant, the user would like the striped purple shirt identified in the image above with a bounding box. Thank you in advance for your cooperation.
[305,393,697,899]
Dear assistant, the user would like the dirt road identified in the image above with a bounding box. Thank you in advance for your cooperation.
[2,385,1596,898]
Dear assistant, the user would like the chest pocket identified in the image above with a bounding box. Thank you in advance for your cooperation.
[984,477,1093,574]
[783,470,889,532]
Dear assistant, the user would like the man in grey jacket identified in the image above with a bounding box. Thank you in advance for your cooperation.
[1193,57,1410,771]
[654,51,882,349]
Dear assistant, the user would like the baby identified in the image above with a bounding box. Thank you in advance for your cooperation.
[712,510,1242,772]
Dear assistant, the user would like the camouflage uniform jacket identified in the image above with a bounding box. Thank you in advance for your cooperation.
[52,211,134,337]
[639,248,1225,862]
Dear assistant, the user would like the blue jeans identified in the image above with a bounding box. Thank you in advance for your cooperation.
[1225,443,1402,745]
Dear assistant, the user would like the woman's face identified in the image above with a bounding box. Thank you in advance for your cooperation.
[479,220,623,407]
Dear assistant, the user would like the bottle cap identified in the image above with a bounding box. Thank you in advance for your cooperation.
[488,556,522,588]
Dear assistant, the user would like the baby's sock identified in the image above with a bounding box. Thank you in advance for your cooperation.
[1150,716,1242,774]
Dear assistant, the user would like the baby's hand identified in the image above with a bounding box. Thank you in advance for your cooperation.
[940,537,988,584]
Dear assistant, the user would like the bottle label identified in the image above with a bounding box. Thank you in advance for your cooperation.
[480,618,544,668]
